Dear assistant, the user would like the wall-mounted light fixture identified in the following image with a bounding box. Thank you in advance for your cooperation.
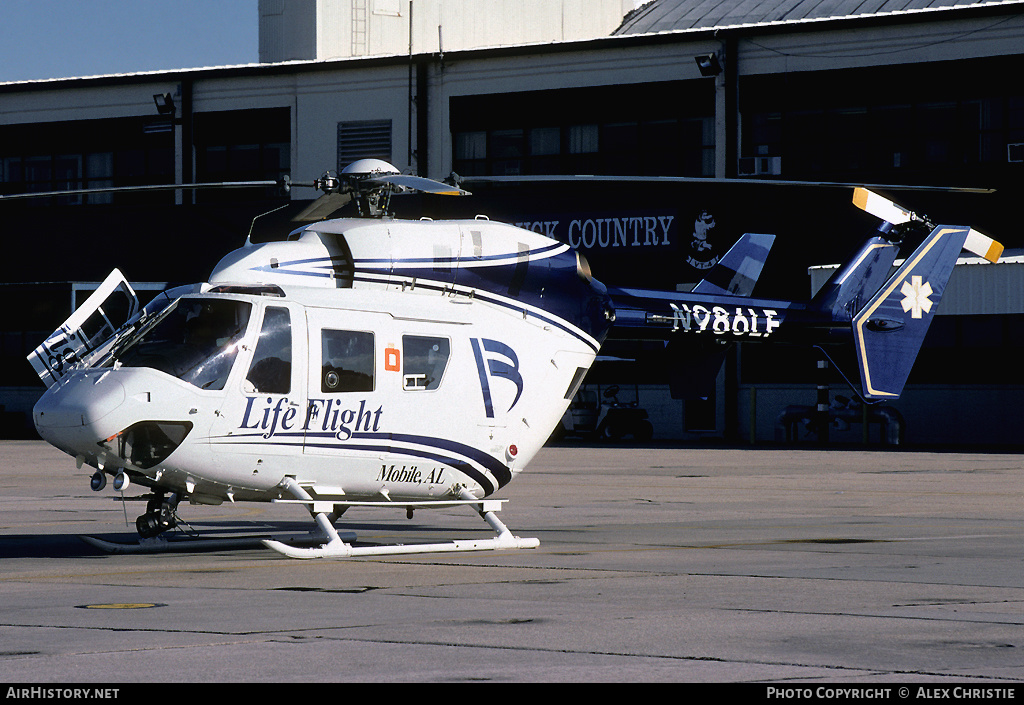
[694,53,722,77]
[153,93,176,116]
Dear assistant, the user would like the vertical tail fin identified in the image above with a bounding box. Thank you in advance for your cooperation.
[692,233,775,296]
[811,236,900,321]
[851,225,1000,400]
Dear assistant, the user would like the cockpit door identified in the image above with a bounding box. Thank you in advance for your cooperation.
[302,306,385,464]
[27,269,140,388]
[208,301,307,467]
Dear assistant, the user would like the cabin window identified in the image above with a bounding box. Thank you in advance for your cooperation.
[245,306,292,394]
[401,335,450,391]
[321,329,374,392]
[116,298,251,391]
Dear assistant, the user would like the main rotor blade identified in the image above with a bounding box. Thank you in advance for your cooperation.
[0,180,280,201]
[369,174,471,195]
[458,174,994,194]
[292,192,353,221]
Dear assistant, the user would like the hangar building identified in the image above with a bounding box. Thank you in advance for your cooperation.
[2,0,1023,446]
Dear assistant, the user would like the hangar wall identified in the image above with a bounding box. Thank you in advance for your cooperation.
[2,0,1024,446]
[258,0,637,62]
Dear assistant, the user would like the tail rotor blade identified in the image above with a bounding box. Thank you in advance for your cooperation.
[852,187,916,225]
[852,188,1002,263]
[965,228,1003,263]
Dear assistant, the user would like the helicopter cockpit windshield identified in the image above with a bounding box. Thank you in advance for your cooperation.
[111,298,252,390]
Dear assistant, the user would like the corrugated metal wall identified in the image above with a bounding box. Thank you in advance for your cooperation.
[810,256,1024,315]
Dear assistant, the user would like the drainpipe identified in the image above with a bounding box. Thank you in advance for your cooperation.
[416,59,429,177]
[181,77,193,205]
[722,33,738,179]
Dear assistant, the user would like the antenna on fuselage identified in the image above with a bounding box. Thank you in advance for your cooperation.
[245,203,291,246]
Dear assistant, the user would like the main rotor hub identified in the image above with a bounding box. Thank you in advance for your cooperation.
[341,159,400,178]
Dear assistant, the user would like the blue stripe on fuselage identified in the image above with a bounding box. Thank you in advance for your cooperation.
[210,429,511,494]
[245,247,611,352]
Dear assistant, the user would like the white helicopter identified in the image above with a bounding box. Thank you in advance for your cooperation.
[12,160,1002,558]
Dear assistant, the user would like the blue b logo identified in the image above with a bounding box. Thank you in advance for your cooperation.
[470,338,523,418]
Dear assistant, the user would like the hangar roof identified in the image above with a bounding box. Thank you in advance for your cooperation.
[615,0,1024,34]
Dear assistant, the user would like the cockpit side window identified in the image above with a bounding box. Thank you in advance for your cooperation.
[117,298,251,391]
[321,329,374,393]
[246,306,292,394]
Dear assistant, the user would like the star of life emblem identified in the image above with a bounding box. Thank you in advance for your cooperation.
[900,275,933,319]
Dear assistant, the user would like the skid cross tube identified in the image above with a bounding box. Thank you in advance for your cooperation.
[260,478,539,559]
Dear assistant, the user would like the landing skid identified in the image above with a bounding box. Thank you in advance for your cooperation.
[262,483,540,559]
[80,530,358,555]
[262,529,541,559]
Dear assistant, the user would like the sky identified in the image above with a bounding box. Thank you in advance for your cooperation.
[0,0,259,83]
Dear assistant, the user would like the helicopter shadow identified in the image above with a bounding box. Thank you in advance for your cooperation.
[0,517,504,559]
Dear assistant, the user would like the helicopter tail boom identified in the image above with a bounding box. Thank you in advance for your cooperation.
[600,202,1001,402]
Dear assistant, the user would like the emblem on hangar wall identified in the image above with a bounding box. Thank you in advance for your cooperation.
[686,211,721,271]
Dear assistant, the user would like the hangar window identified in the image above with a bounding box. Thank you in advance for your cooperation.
[490,129,525,176]
[527,127,562,173]
[569,124,599,154]
[451,82,714,177]
[194,107,290,202]
[0,116,173,205]
[454,131,487,175]
[529,127,560,156]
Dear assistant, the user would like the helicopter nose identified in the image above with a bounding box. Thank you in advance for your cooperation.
[33,371,126,447]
